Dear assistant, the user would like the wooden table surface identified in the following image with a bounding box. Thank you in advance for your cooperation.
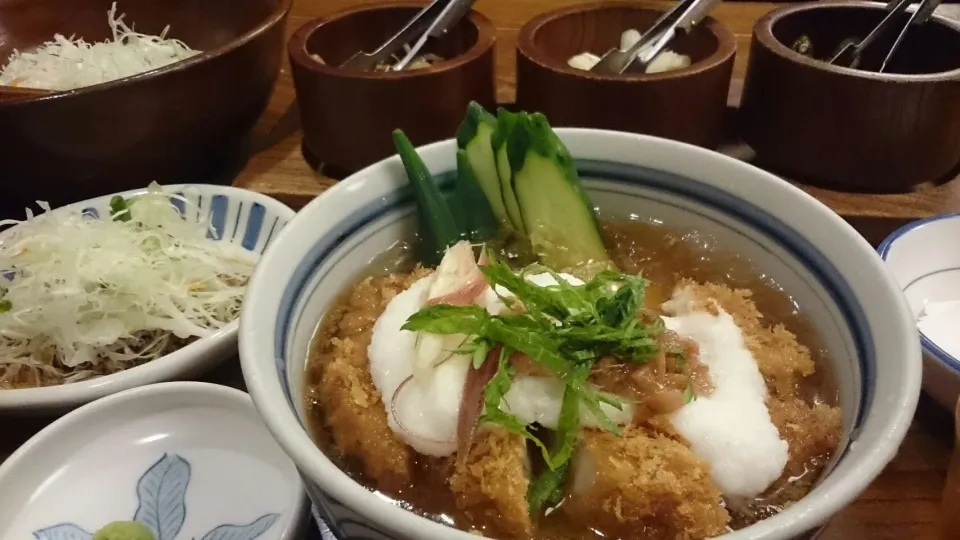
[234,0,960,244]
[6,1,960,540]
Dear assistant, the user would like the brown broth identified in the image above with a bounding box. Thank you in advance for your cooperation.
[601,220,837,406]
[303,219,842,540]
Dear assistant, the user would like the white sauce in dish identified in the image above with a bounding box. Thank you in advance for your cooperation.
[663,287,788,500]
[918,300,960,358]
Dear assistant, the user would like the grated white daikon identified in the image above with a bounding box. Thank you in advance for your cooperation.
[0,2,200,91]
[0,183,254,388]
[663,287,788,500]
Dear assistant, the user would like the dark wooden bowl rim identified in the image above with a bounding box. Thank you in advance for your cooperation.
[0,0,292,105]
[287,1,496,80]
[755,1,960,82]
[516,1,736,82]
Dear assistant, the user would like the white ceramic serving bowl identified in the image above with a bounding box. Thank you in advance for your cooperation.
[0,381,309,540]
[879,213,960,409]
[239,129,921,540]
[0,184,295,414]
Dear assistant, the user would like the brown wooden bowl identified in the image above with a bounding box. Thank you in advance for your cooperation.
[0,0,290,211]
[515,2,736,149]
[288,2,496,173]
[0,86,52,104]
[739,2,960,192]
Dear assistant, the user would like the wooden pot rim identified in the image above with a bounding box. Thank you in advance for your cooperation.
[753,1,960,82]
[955,396,960,442]
[516,1,737,83]
[0,0,292,104]
[288,1,496,80]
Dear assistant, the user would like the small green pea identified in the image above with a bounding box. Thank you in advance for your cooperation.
[92,521,155,540]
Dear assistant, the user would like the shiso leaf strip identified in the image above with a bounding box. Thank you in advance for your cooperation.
[402,253,664,514]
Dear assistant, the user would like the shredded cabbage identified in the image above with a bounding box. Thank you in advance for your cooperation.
[0,183,254,388]
[0,2,200,91]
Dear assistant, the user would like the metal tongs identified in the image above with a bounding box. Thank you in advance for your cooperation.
[340,0,475,71]
[590,0,721,75]
[829,0,942,72]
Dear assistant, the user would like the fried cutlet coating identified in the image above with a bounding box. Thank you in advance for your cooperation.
[766,396,842,490]
[564,427,729,540]
[308,269,430,492]
[305,266,842,538]
[673,280,842,522]
[450,426,533,539]
[673,279,816,399]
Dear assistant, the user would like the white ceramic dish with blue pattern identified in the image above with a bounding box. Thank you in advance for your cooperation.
[238,129,921,540]
[0,381,308,540]
[879,213,960,409]
[0,184,295,414]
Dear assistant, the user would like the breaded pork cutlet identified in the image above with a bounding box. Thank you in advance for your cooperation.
[306,270,429,492]
[564,427,729,540]
[674,280,842,520]
[450,426,533,539]
[672,279,816,398]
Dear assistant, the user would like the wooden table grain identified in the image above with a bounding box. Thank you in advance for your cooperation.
[234,0,960,243]
[5,2,960,540]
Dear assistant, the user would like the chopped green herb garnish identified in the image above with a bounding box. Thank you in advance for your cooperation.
[477,345,553,464]
[791,35,813,57]
[403,254,668,516]
[477,258,662,365]
[528,461,570,516]
[0,299,11,313]
[109,195,132,222]
[458,338,493,370]
[672,347,687,370]
[684,380,697,404]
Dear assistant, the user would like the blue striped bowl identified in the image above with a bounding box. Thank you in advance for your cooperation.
[239,130,920,540]
[879,213,960,409]
[0,184,295,414]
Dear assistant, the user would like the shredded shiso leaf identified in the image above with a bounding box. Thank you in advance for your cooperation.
[0,2,200,91]
[403,254,663,514]
[0,182,254,389]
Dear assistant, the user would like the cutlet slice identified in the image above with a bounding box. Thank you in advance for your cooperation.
[310,272,431,493]
[317,335,415,492]
[450,426,533,539]
[564,427,729,540]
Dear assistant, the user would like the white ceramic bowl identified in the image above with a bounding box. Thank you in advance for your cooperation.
[239,129,921,540]
[0,184,295,414]
[879,213,960,409]
[0,381,308,540]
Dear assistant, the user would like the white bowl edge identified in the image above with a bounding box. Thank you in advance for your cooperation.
[240,129,922,540]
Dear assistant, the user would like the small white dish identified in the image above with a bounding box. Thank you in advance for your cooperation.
[879,213,960,409]
[0,184,295,414]
[0,381,308,540]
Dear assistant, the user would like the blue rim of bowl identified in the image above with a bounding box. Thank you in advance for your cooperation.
[878,212,960,374]
[274,159,875,432]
